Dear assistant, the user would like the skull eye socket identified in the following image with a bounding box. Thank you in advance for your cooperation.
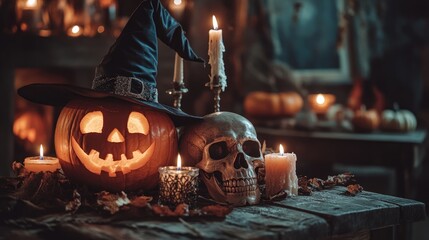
[209,141,229,160]
[243,140,261,158]
[80,111,103,134]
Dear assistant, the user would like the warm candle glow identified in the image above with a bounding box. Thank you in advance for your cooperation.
[212,15,218,30]
[39,144,44,160]
[177,154,182,170]
[279,144,284,155]
[316,94,326,105]
[71,25,80,34]
[173,0,182,5]
[25,0,37,8]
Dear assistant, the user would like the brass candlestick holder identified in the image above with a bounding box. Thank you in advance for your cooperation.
[205,75,222,113]
[166,82,188,109]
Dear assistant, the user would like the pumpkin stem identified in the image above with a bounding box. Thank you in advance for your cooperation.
[393,102,399,112]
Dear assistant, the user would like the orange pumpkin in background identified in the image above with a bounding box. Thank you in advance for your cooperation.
[352,106,380,132]
[55,97,177,192]
[244,91,303,117]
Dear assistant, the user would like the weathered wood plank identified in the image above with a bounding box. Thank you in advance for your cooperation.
[2,187,425,239]
[329,187,426,223]
[271,187,400,235]
[1,204,329,240]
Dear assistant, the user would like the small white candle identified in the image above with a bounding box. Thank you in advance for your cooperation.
[264,144,298,197]
[173,53,184,85]
[208,15,227,91]
[24,145,61,173]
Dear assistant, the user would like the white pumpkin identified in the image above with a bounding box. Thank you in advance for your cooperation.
[380,108,417,132]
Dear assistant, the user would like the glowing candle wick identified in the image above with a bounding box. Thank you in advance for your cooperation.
[40,144,44,160]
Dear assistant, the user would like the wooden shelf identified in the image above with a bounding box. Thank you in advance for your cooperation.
[0,34,115,68]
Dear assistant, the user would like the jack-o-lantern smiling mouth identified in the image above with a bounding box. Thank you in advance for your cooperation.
[71,137,155,177]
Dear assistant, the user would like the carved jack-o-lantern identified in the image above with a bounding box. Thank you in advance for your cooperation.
[55,98,177,192]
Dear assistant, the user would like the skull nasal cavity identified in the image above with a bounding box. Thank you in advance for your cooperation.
[107,128,125,143]
[234,152,248,169]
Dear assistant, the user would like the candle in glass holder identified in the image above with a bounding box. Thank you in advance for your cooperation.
[264,144,298,197]
[24,145,61,173]
[158,154,199,208]
[308,93,336,115]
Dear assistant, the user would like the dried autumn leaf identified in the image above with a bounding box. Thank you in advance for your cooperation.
[200,205,232,218]
[308,178,325,190]
[298,176,312,196]
[151,204,176,217]
[65,190,81,213]
[345,184,363,196]
[130,196,152,208]
[174,203,190,216]
[96,191,130,214]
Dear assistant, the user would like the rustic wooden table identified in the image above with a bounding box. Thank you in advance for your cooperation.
[1,187,425,239]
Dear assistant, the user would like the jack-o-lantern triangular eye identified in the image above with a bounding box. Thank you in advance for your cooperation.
[128,112,149,135]
[80,111,103,134]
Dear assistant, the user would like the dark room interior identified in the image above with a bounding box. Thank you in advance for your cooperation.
[1,0,428,239]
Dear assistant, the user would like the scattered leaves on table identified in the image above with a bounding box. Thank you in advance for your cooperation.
[151,203,232,218]
[298,172,361,196]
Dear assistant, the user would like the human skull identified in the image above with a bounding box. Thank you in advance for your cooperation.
[179,112,263,206]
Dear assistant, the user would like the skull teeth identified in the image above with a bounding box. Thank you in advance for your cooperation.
[222,178,258,193]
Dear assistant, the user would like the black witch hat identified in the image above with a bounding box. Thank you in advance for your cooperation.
[18,0,204,125]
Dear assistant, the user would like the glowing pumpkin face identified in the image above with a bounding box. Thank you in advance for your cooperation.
[55,98,177,192]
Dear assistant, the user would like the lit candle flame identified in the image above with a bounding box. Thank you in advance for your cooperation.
[316,94,326,105]
[71,25,80,34]
[26,0,37,8]
[177,154,182,170]
[173,0,182,6]
[212,15,218,30]
[279,144,284,155]
[40,144,44,160]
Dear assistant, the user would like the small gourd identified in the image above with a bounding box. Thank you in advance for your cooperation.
[352,106,380,132]
[380,104,417,132]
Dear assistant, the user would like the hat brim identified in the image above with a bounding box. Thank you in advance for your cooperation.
[18,83,202,126]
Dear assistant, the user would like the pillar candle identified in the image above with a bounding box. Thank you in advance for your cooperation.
[208,15,227,91]
[264,144,298,197]
[173,53,184,85]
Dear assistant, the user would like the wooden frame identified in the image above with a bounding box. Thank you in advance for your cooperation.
[291,0,351,85]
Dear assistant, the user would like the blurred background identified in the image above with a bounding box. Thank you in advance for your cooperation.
[0,0,428,237]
